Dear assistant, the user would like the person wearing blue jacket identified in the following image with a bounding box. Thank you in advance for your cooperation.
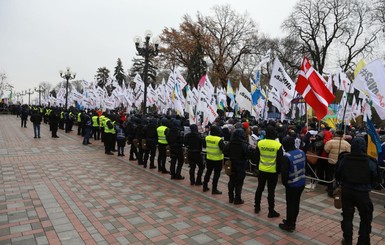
[279,136,306,232]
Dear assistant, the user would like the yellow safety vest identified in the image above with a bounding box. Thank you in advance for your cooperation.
[99,115,106,127]
[157,126,168,144]
[205,135,224,161]
[104,119,114,133]
[258,139,282,173]
[92,116,99,127]
[77,112,82,122]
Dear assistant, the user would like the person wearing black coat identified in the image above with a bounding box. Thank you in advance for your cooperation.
[30,109,43,138]
[184,124,204,185]
[336,137,378,245]
[20,106,29,128]
[143,118,158,169]
[224,128,250,204]
[167,119,185,180]
[49,109,60,138]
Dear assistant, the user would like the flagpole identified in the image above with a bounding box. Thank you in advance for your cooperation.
[339,82,353,134]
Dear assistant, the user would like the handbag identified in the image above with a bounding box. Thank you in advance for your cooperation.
[306,150,318,164]
[141,139,147,150]
[132,139,140,148]
[333,187,342,209]
[224,160,232,176]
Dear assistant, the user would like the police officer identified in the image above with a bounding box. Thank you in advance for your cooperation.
[254,125,283,218]
[336,137,378,245]
[167,118,185,180]
[184,124,204,185]
[224,128,250,204]
[143,118,158,169]
[91,111,100,140]
[279,136,306,232]
[203,125,225,194]
[157,118,170,173]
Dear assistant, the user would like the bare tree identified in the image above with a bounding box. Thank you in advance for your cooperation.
[197,5,259,87]
[282,0,380,74]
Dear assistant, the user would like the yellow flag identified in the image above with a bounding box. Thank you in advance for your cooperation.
[367,135,378,159]
[354,59,366,79]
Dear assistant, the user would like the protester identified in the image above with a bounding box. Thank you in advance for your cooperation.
[324,130,351,197]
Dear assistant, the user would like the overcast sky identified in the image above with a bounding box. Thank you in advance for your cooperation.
[0,0,298,99]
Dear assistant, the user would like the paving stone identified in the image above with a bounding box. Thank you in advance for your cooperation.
[1,115,385,245]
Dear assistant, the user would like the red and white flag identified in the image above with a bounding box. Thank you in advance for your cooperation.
[295,57,335,120]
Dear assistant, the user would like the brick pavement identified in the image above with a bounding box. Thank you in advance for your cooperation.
[0,114,385,245]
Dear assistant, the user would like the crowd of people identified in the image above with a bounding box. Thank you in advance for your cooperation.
[14,104,384,243]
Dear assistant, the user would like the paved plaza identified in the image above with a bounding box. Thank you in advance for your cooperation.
[0,114,385,244]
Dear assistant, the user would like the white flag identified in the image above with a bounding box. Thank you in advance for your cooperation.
[268,57,295,114]
[235,82,252,112]
[353,59,385,119]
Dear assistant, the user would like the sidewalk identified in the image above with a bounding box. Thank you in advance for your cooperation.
[0,114,384,245]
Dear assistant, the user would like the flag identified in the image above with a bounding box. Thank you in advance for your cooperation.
[258,49,271,68]
[235,82,252,112]
[353,59,385,119]
[226,79,235,108]
[366,115,382,159]
[251,70,265,105]
[269,57,296,114]
[354,59,366,78]
[295,57,335,120]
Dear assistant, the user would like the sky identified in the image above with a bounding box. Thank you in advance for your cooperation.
[0,0,298,101]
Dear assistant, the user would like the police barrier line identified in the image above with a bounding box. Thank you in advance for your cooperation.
[372,166,385,196]
[156,144,385,196]
[305,154,385,196]
[305,154,336,185]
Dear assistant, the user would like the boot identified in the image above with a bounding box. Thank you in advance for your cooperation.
[228,193,234,203]
[203,183,209,192]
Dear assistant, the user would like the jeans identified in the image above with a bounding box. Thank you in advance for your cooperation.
[83,127,91,144]
[33,124,40,137]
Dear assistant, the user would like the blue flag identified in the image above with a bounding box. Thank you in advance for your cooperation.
[367,115,382,159]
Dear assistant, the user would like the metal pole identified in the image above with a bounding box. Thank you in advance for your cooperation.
[143,37,150,113]
[65,77,69,109]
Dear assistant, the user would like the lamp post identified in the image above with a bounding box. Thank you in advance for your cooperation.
[134,30,159,113]
[25,89,34,105]
[19,91,26,104]
[60,67,76,109]
[34,85,46,106]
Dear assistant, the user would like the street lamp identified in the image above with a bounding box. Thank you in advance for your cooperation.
[25,89,34,105]
[18,91,26,104]
[59,67,76,109]
[134,30,159,113]
[34,85,46,106]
